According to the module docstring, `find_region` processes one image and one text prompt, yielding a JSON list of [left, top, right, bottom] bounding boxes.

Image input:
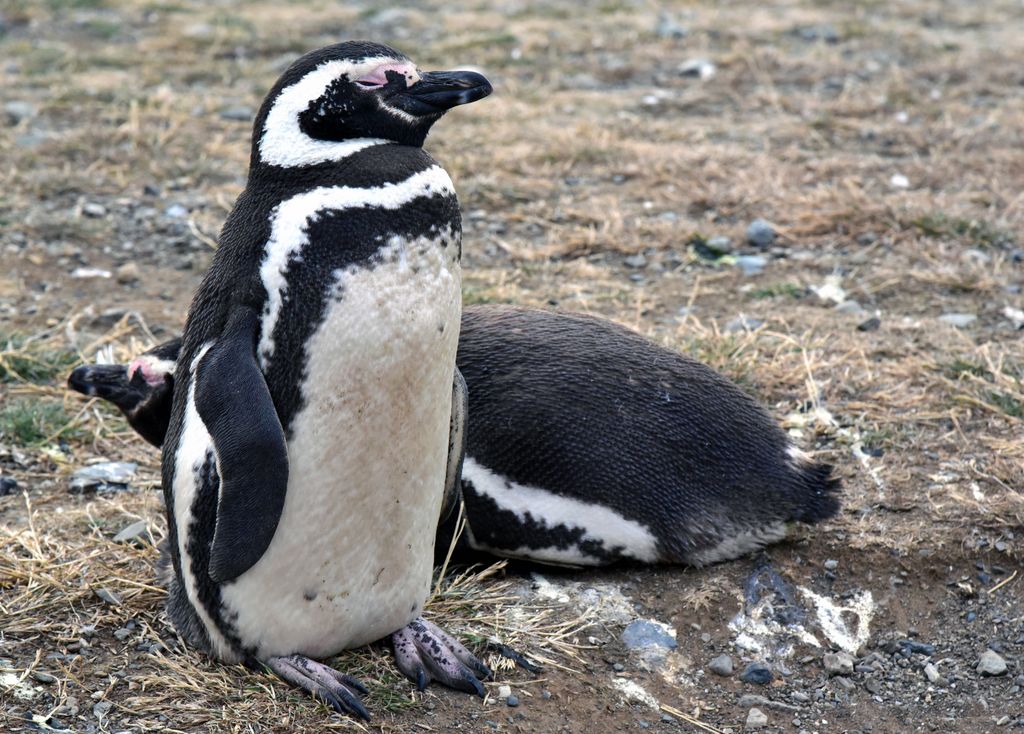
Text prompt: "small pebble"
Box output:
[[678, 58, 715, 80], [745, 707, 768, 730], [32, 671, 56, 684], [612, 662, 624, 672], [735, 255, 767, 276], [939, 313, 977, 328], [740, 663, 773, 685], [857, 316, 881, 332], [506, 694, 519, 707], [706, 235, 733, 254], [113, 520, 149, 543], [0, 476, 18, 496], [115, 262, 140, 284], [977, 649, 1007, 676], [113, 628, 133, 641], [497, 684, 512, 699], [83, 202, 107, 218], [623, 254, 647, 269], [621, 619, 677, 650], [92, 701, 112, 718], [93, 588, 122, 606], [709, 654, 734, 677], [834, 300, 865, 315], [165, 204, 189, 219], [923, 663, 942, 684], [790, 691, 810, 703], [823, 652, 854, 676], [824, 559, 839, 571], [541, 690, 551, 700], [890, 173, 910, 189], [4, 100, 36, 124], [746, 219, 776, 248], [219, 105, 254, 121], [725, 316, 764, 333]]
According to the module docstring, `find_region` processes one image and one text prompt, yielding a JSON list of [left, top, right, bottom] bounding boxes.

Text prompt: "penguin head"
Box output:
[[255, 40, 492, 167], [67, 339, 179, 448]]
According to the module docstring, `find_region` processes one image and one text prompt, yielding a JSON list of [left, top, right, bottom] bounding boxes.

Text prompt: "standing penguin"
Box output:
[[73, 307, 840, 570], [159, 41, 491, 718]]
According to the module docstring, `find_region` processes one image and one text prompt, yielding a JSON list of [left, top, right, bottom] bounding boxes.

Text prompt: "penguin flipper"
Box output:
[[195, 306, 288, 583], [438, 368, 468, 525]]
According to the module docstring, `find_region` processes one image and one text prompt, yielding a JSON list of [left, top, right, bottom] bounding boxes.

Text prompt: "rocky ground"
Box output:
[[1, 0, 1022, 732]]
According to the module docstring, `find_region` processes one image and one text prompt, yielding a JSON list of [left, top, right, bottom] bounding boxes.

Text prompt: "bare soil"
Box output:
[[1, 1, 1022, 733]]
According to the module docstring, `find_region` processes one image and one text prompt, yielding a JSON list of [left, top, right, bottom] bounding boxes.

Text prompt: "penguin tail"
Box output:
[[793, 459, 842, 523]]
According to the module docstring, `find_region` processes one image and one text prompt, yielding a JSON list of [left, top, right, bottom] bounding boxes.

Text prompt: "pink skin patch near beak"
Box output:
[[128, 357, 167, 386], [356, 62, 419, 87]]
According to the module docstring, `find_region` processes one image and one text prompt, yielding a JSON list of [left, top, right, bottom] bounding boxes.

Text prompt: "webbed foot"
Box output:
[[391, 617, 491, 696], [265, 654, 370, 720]]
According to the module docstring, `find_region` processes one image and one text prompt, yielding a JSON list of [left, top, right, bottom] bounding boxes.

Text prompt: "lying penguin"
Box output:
[[72, 305, 840, 570], [147, 41, 492, 719]]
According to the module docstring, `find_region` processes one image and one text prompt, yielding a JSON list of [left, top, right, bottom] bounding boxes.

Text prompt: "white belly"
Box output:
[[221, 235, 461, 659]]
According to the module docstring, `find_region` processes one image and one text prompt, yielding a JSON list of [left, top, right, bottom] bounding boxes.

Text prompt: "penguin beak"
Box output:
[[394, 70, 492, 116], [68, 364, 142, 410]]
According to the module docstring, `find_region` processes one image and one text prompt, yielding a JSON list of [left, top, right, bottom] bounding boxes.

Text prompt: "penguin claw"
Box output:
[[265, 654, 370, 721], [391, 617, 490, 697]]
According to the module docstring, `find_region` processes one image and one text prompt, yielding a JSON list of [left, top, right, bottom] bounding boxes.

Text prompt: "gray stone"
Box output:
[[746, 219, 776, 248], [739, 663, 772, 685], [823, 651, 854, 676], [939, 313, 977, 328], [738, 694, 769, 708], [655, 12, 688, 39], [219, 105, 254, 121], [4, 100, 36, 124], [978, 649, 1007, 676], [0, 476, 17, 496], [725, 316, 764, 333], [923, 663, 943, 684], [824, 559, 839, 571], [857, 316, 881, 332], [115, 262, 140, 284], [745, 707, 768, 730], [679, 58, 715, 80], [790, 691, 810, 703], [497, 684, 512, 699], [735, 255, 767, 276], [70, 462, 137, 494], [113, 627, 133, 641], [834, 300, 865, 315], [92, 701, 112, 718], [32, 671, 56, 684], [164, 204, 189, 219], [622, 619, 677, 650], [706, 235, 733, 254], [506, 694, 519, 707], [82, 202, 107, 218], [709, 654, 734, 676], [623, 254, 647, 269], [93, 588, 121, 606]]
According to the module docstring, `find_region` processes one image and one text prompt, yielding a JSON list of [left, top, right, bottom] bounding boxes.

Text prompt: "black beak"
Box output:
[[68, 364, 135, 406], [395, 69, 492, 116]]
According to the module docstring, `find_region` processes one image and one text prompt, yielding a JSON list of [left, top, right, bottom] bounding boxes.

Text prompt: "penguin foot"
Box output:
[[391, 617, 491, 696], [265, 654, 370, 720]]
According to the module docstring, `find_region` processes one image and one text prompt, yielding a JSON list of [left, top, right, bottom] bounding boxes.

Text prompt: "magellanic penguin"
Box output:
[[156, 41, 492, 719], [72, 306, 840, 570]]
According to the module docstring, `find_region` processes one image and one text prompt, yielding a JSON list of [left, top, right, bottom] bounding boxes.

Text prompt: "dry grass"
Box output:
[[2, 0, 1024, 730]]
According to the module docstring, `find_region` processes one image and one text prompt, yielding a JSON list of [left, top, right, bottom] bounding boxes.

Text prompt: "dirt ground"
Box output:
[[1, 0, 1022, 732]]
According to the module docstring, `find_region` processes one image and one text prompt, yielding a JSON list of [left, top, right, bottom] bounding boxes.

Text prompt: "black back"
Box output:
[[455, 306, 840, 562]]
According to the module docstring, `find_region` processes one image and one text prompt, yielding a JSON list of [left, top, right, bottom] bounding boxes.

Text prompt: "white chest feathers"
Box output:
[[219, 233, 462, 659]]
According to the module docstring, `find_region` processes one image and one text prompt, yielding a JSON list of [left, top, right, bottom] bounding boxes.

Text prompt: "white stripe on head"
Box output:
[[257, 165, 456, 367], [259, 56, 416, 167], [460, 457, 660, 565]]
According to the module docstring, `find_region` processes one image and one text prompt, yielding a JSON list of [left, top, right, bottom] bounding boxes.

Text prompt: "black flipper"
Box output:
[[194, 306, 288, 583], [438, 368, 467, 525]]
